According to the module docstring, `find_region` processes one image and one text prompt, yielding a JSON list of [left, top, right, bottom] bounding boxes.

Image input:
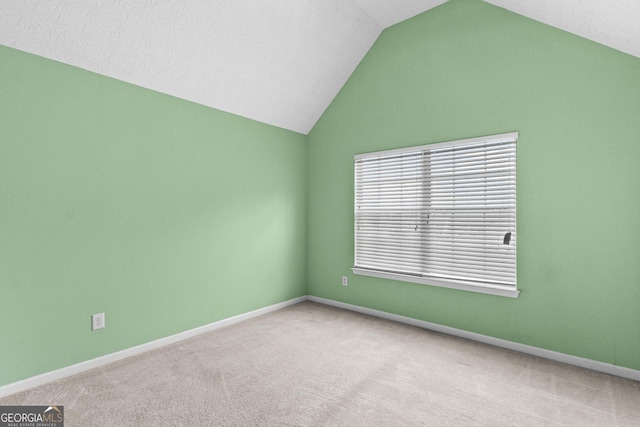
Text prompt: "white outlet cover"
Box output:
[[92, 313, 105, 331]]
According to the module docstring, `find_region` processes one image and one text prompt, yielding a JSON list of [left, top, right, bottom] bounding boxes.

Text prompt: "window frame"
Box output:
[[352, 132, 519, 298]]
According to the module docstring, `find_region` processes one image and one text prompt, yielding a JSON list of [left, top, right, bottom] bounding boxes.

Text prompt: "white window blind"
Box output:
[[353, 132, 518, 297]]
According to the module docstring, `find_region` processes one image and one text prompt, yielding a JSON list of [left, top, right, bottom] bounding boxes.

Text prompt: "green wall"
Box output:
[[307, 0, 640, 371], [0, 46, 307, 386]]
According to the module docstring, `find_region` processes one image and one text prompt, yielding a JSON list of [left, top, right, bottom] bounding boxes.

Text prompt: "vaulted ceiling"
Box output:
[[1, 0, 638, 134]]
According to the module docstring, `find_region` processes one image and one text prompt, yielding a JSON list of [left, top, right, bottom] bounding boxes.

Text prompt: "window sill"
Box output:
[[352, 268, 520, 298]]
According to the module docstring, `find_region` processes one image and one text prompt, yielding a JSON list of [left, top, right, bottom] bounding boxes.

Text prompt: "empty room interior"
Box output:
[[1, 0, 640, 424]]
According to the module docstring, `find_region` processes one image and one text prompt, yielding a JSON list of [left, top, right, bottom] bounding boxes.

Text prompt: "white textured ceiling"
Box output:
[[485, 0, 640, 60], [1, 1, 638, 134]]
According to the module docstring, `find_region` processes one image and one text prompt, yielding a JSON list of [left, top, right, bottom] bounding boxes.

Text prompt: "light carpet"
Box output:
[[2, 301, 639, 426]]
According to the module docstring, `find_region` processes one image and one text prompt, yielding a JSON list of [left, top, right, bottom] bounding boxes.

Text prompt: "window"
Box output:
[[353, 132, 518, 298]]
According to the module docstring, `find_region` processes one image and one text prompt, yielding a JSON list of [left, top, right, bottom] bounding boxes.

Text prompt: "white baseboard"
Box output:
[[0, 296, 307, 399], [3, 294, 637, 399], [308, 295, 640, 382]]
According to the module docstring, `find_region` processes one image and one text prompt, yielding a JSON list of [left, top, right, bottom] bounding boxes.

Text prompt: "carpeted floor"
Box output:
[[2, 301, 639, 426]]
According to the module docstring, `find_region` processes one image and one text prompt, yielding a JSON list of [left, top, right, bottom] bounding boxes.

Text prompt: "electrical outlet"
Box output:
[[342, 276, 348, 286], [92, 313, 105, 331]]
